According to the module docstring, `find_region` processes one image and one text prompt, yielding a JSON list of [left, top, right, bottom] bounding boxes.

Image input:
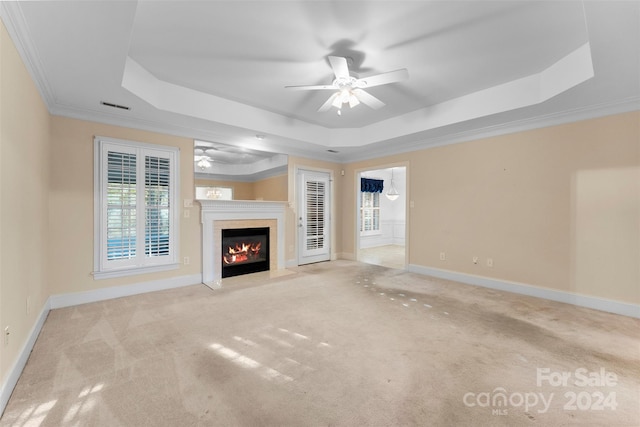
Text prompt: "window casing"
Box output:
[[94, 137, 179, 278], [360, 191, 380, 234]]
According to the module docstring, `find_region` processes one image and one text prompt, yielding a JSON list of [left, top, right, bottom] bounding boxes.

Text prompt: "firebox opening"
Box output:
[[221, 227, 270, 278]]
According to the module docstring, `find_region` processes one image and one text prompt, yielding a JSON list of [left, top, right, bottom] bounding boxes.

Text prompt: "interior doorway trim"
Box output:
[[355, 162, 409, 269]]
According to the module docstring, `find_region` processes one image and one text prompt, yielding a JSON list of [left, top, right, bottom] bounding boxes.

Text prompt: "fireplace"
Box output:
[[199, 200, 286, 288], [221, 227, 270, 278]]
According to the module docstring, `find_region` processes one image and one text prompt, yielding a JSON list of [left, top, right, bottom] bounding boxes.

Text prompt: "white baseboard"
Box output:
[[409, 265, 640, 319], [0, 273, 203, 417], [0, 299, 50, 417], [49, 274, 202, 309]]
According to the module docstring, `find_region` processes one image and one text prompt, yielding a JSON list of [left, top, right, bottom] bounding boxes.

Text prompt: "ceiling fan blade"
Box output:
[[352, 89, 385, 110], [355, 68, 409, 88], [328, 56, 350, 80], [318, 92, 339, 112], [285, 84, 335, 91]]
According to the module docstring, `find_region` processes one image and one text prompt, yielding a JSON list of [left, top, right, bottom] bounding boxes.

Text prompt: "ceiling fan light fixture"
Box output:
[[285, 56, 408, 113], [348, 93, 360, 108], [340, 89, 351, 104], [197, 158, 211, 169], [332, 94, 343, 109]]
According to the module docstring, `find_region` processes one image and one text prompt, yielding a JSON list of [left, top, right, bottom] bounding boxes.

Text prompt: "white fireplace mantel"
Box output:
[[199, 200, 287, 288]]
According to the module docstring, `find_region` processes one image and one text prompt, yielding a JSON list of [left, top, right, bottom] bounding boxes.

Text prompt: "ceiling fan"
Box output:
[[285, 56, 409, 113], [194, 145, 217, 169]]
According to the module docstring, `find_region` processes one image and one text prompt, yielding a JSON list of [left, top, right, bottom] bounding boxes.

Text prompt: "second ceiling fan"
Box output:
[[285, 56, 409, 113]]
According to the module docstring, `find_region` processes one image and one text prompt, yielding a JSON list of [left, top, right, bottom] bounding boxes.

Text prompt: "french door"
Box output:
[[297, 169, 331, 265]]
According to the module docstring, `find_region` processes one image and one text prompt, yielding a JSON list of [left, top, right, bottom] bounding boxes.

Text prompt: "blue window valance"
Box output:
[[361, 177, 384, 193]]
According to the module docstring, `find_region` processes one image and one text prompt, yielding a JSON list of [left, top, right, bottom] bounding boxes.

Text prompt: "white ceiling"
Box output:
[[2, 1, 638, 163]]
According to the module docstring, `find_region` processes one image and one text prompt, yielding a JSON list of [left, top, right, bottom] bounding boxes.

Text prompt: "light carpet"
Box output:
[[1, 260, 639, 426]]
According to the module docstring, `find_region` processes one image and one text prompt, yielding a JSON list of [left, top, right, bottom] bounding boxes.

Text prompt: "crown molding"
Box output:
[[339, 97, 640, 163], [50, 102, 341, 163], [52, 95, 640, 166], [1, 2, 56, 108]]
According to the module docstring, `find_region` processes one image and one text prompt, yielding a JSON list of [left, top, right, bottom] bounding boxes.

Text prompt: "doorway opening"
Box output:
[[357, 166, 407, 269]]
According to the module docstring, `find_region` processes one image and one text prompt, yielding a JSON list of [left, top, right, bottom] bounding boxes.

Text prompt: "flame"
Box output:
[[223, 241, 263, 265]]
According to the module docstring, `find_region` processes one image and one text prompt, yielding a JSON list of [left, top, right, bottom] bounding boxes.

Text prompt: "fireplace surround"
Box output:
[[199, 200, 287, 288]]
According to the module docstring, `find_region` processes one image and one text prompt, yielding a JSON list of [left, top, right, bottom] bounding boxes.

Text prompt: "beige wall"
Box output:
[[253, 173, 287, 201], [1, 21, 51, 384], [343, 112, 640, 305], [48, 116, 202, 295]]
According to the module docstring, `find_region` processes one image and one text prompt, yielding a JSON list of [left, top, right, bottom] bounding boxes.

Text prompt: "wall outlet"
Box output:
[[440, 252, 446, 261], [183, 199, 193, 208], [184, 210, 190, 219], [183, 257, 190, 265], [473, 256, 479, 264], [487, 258, 493, 267]]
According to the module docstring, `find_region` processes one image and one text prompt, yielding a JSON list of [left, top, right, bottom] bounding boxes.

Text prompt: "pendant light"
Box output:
[[386, 168, 400, 201]]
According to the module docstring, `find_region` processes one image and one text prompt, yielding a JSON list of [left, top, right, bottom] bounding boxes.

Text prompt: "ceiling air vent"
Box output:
[[100, 101, 130, 111], [327, 149, 339, 153]]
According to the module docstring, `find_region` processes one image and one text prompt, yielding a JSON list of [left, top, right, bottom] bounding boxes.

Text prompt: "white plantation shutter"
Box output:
[[360, 192, 380, 232], [298, 170, 331, 265], [94, 137, 179, 278], [145, 155, 171, 257], [107, 151, 137, 260], [305, 180, 326, 250]]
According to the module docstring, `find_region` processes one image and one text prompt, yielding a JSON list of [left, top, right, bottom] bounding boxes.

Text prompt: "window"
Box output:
[[360, 191, 380, 233], [94, 137, 179, 278]]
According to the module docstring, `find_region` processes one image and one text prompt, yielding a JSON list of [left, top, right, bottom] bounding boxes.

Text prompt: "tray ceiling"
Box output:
[[1, 1, 638, 162]]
